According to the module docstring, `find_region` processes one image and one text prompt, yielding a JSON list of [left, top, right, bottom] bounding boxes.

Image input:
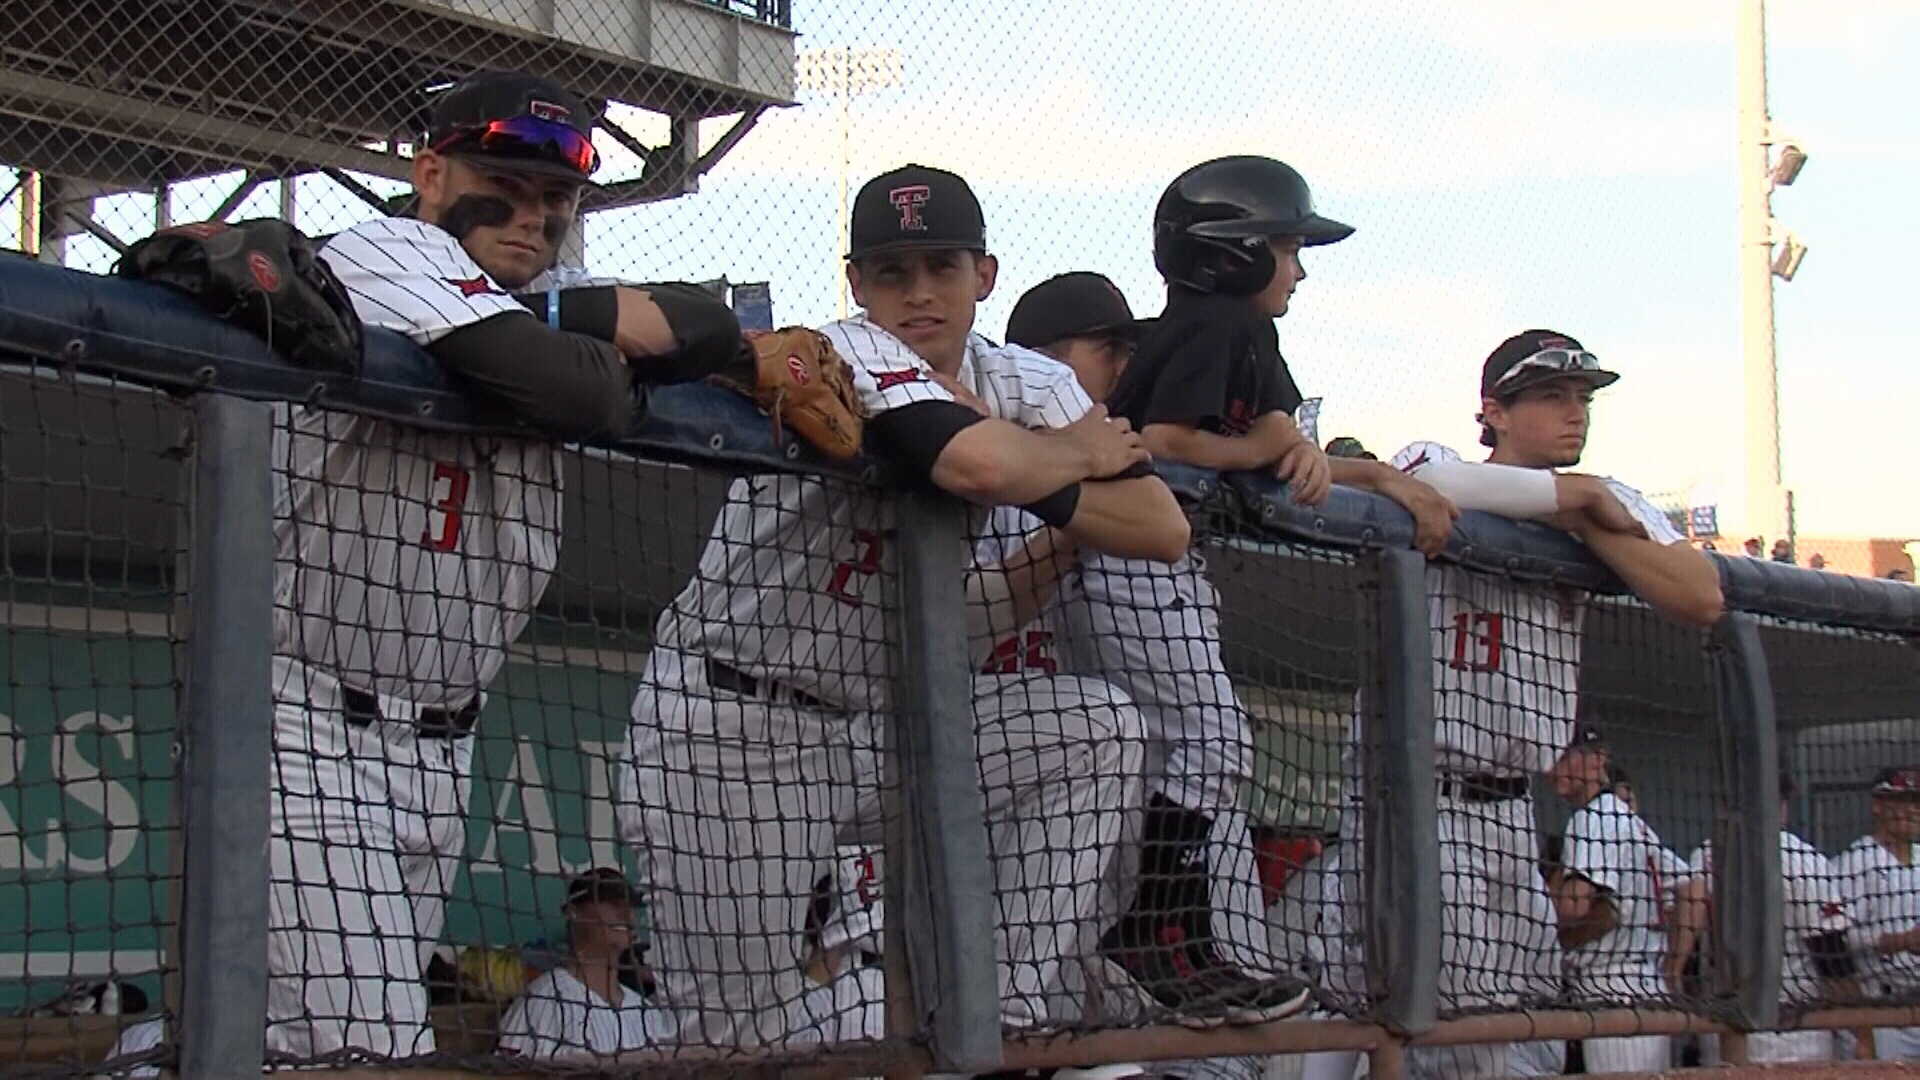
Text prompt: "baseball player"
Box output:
[[786, 845, 887, 1047], [1835, 765, 1920, 1060], [268, 69, 742, 1058], [1550, 725, 1677, 1073], [1323, 328, 1723, 1080], [496, 869, 672, 1059], [621, 163, 1191, 1048], [1674, 770, 1860, 1065]]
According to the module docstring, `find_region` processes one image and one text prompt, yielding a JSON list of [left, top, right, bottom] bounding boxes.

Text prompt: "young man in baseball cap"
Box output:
[[1004, 271, 1149, 404], [1835, 766, 1920, 1060], [497, 868, 672, 1059], [266, 67, 743, 1059], [623, 162, 1189, 1048], [1332, 332, 1723, 1078]]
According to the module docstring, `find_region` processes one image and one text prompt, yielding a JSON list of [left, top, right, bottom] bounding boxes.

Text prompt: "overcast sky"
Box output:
[[33, 0, 1920, 542]]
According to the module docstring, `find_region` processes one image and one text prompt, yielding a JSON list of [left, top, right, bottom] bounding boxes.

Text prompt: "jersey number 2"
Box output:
[[422, 462, 472, 552], [827, 530, 884, 606], [1447, 611, 1504, 672]]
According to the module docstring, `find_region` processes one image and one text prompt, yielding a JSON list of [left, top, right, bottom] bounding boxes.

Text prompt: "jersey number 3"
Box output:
[[422, 462, 472, 552], [1447, 611, 1504, 672]]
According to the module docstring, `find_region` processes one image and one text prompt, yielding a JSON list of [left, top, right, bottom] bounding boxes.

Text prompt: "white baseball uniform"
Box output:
[[495, 965, 673, 1060], [620, 322, 1142, 1046], [264, 217, 562, 1057], [787, 845, 886, 1046], [1332, 441, 1682, 1080], [97, 1016, 166, 1079], [1687, 832, 1848, 1063], [1562, 790, 1671, 1073], [1835, 835, 1920, 1060]]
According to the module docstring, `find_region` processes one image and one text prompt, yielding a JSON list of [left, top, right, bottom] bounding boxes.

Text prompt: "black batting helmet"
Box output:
[[1153, 156, 1353, 296]]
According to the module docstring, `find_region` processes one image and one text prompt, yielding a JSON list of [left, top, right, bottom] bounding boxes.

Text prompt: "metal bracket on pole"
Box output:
[[891, 490, 1002, 1072], [1709, 612, 1782, 1031], [175, 394, 275, 1079]]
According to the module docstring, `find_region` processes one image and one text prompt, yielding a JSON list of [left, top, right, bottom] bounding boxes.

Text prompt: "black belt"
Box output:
[[340, 685, 478, 740], [704, 659, 830, 711], [1440, 773, 1531, 802]]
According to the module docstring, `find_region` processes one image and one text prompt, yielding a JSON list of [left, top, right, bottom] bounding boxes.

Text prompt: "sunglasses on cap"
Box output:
[[432, 115, 599, 178], [1493, 348, 1607, 394], [1874, 769, 1920, 797]]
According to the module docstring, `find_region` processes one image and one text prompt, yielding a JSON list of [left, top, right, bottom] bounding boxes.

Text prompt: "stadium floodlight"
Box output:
[[1772, 231, 1808, 281], [1770, 142, 1808, 188]]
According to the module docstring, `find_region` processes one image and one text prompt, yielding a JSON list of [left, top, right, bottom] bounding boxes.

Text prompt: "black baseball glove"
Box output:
[[115, 218, 364, 375]]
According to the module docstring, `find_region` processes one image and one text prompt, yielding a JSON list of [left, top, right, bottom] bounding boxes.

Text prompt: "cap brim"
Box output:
[[845, 238, 987, 261], [1492, 368, 1621, 399], [444, 150, 601, 188]]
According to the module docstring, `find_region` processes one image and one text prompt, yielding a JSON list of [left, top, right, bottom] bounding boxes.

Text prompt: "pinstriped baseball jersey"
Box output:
[[1836, 835, 1920, 991], [1689, 831, 1850, 1004], [1563, 791, 1671, 977], [271, 219, 560, 707], [652, 322, 1092, 712], [1388, 441, 1684, 776]]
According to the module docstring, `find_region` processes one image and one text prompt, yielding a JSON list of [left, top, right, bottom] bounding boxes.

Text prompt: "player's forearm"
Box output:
[[1141, 411, 1301, 472], [1578, 529, 1725, 626], [1328, 457, 1395, 492], [1060, 475, 1191, 563], [932, 422, 1098, 505], [430, 313, 633, 439], [964, 529, 1076, 658]]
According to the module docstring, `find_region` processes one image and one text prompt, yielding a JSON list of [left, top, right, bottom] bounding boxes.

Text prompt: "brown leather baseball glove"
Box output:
[[710, 327, 867, 460]]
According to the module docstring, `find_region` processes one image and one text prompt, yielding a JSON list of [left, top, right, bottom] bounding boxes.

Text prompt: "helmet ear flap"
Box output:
[[1192, 235, 1275, 297]]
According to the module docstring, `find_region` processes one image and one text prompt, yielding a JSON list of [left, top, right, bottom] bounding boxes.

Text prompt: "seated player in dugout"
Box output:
[[496, 868, 674, 1060], [619, 163, 1189, 1048], [268, 69, 745, 1060]]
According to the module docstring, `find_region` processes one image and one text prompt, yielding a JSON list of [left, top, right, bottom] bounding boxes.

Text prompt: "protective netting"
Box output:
[[1, 365, 185, 1075], [4, 0, 1920, 1075], [1771, 619, 1920, 1030]]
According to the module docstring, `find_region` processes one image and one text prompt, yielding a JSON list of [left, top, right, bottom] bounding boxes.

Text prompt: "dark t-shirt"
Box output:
[[1107, 288, 1302, 436]]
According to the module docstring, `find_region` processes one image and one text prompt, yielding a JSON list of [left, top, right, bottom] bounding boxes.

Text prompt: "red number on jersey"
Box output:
[[1646, 853, 1669, 929], [981, 630, 1059, 675], [1447, 611, 1504, 672], [421, 462, 472, 551], [826, 530, 885, 606], [854, 851, 880, 908]]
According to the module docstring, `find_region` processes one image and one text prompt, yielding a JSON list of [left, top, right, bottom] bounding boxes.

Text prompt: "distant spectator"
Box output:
[[1890, 568, 1914, 583], [1772, 539, 1794, 563], [1809, 553, 1827, 570], [496, 869, 672, 1060], [1745, 537, 1764, 558], [1325, 436, 1378, 461]]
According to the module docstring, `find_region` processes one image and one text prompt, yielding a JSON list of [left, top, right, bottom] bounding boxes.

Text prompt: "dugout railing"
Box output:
[[3, 252, 1920, 1079]]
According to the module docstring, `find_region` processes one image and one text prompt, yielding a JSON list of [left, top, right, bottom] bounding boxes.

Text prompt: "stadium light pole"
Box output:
[[798, 46, 903, 320], [1737, 0, 1808, 548]]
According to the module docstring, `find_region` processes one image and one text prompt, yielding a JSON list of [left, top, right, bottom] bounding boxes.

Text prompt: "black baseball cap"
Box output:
[[1006, 272, 1147, 350], [847, 164, 986, 261], [565, 867, 639, 909], [1480, 329, 1620, 401], [425, 70, 600, 183], [1872, 766, 1920, 798], [1567, 723, 1607, 752]]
